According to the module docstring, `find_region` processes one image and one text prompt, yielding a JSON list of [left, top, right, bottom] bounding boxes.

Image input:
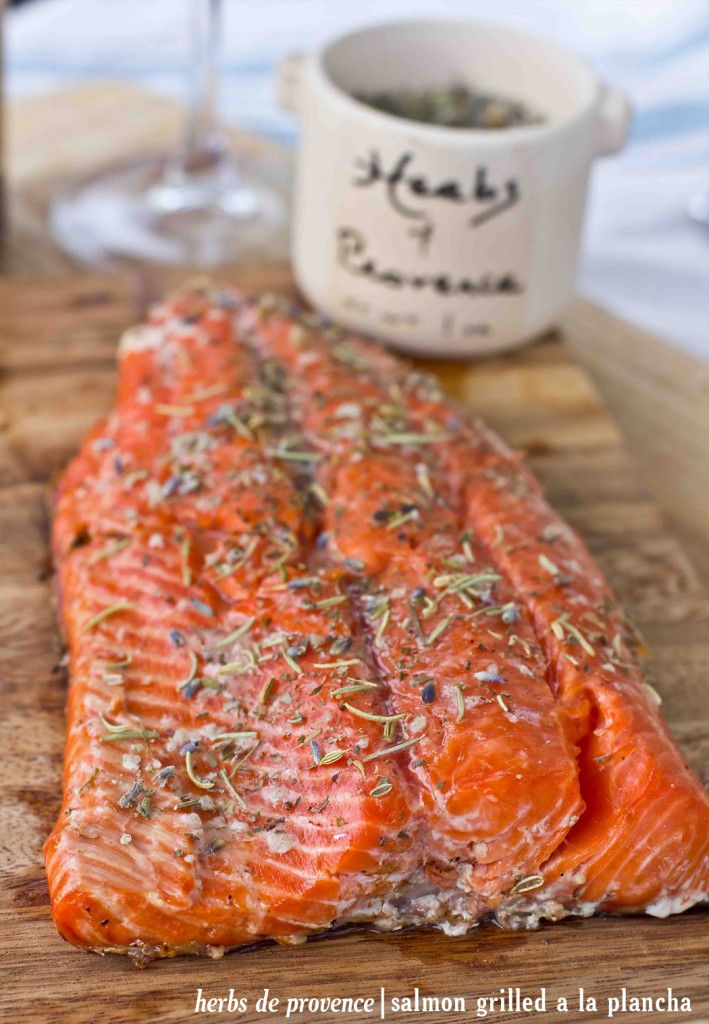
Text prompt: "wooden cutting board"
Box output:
[[1, 265, 707, 1024]]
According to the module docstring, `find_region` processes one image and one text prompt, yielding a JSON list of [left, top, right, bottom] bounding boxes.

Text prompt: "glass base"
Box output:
[[51, 153, 287, 269]]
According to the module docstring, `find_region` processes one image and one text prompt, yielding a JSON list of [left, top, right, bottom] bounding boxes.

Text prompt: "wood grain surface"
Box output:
[[0, 265, 707, 1024]]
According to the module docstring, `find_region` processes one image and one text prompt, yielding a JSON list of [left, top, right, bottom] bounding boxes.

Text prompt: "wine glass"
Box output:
[[51, 0, 285, 268]]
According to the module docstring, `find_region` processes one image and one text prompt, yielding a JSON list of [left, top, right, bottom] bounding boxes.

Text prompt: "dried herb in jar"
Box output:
[[356, 83, 543, 129]]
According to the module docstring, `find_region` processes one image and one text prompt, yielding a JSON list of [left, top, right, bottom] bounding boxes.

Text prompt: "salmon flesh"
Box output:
[[45, 286, 709, 961]]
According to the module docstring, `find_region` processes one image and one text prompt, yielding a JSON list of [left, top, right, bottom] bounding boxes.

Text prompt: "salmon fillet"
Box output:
[[45, 286, 709, 961]]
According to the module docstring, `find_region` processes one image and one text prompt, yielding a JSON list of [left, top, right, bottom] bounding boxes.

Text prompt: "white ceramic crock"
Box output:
[[278, 19, 631, 357]]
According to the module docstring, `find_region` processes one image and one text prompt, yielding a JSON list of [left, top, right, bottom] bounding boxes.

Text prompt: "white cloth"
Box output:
[[7, 0, 709, 359]]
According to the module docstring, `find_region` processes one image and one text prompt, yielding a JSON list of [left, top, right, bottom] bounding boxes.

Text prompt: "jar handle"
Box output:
[[596, 85, 632, 156], [277, 52, 306, 117]]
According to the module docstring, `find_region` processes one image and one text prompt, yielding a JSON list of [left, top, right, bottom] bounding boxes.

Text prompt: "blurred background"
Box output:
[[2, 0, 709, 580], [5, 0, 709, 359]]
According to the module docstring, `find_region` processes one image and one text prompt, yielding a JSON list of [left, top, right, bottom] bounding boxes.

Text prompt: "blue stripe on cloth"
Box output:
[[631, 101, 709, 142]]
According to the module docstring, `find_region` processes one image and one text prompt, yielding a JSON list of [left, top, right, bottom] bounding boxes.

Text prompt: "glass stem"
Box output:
[[183, 0, 224, 173]]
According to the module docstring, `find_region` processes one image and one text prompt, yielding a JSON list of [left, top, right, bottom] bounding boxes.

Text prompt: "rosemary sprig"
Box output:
[[212, 617, 256, 649], [267, 447, 320, 463], [538, 553, 561, 576], [313, 658, 361, 670], [177, 650, 199, 690], [550, 614, 595, 656], [79, 600, 133, 635], [77, 768, 99, 796], [374, 608, 390, 647], [179, 536, 192, 586], [219, 768, 247, 809], [185, 749, 214, 790], [90, 538, 131, 564], [212, 731, 259, 742], [99, 713, 134, 734], [361, 736, 420, 762], [425, 614, 451, 646], [373, 431, 449, 446], [309, 482, 330, 507], [214, 538, 258, 579], [385, 509, 418, 531], [259, 677, 276, 705], [343, 703, 404, 724], [104, 654, 132, 670], [281, 645, 303, 675], [331, 681, 380, 697], [100, 728, 159, 744], [313, 595, 348, 610]]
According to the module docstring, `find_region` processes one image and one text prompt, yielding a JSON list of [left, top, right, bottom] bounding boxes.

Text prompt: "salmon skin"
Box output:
[[46, 286, 709, 961]]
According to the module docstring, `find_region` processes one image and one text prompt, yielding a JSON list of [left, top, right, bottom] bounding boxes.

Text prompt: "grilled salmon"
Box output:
[[45, 286, 709, 960]]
